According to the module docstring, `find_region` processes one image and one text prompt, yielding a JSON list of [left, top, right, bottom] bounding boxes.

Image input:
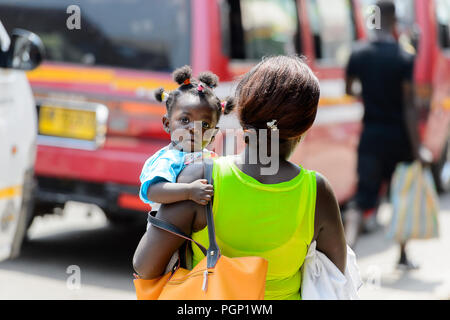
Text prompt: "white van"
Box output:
[[0, 21, 44, 261]]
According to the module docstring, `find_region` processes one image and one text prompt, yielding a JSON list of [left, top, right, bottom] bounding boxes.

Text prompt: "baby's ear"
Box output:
[[209, 127, 221, 144], [162, 115, 170, 134]]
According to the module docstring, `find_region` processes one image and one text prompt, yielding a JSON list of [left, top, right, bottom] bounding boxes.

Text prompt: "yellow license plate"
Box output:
[[39, 106, 97, 141]]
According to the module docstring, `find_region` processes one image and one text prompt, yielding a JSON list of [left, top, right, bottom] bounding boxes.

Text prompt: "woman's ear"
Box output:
[[162, 115, 170, 134]]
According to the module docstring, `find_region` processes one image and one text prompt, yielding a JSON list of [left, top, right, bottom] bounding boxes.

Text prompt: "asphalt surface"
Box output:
[[0, 202, 144, 299], [0, 196, 449, 300]]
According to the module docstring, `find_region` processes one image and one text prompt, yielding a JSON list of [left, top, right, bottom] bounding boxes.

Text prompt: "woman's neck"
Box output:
[[234, 138, 299, 176], [233, 143, 301, 183]]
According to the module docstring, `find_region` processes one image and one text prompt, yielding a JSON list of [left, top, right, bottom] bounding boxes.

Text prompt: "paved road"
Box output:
[[354, 195, 450, 300], [0, 202, 144, 299], [0, 196, 449, 300]]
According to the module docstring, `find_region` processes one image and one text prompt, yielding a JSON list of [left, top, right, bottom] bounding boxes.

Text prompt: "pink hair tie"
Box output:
[[221, 101, 227, 113]]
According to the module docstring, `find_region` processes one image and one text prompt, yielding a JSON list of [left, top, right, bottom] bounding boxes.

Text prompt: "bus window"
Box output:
[[395, 0, 418, 53], [361, 0, 416, 32], [436, 0, 450, 50], [0, 0, 191, 72], [307, 0, 355, 67], [223, 0, 301, 62]]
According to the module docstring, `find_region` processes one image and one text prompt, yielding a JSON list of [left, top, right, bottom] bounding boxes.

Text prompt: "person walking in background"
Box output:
[[344, 0, 431, 269]]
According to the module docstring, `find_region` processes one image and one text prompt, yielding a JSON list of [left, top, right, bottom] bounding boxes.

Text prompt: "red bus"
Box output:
[[0, 0, 448, 229]]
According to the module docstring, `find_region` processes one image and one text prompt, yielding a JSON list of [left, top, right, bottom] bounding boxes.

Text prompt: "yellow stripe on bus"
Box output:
[[26, 65, 178, 91], [27, 65, 366, 107], [443, 98, 450, 110], [319, 95, 357, 107], [0, 186, 22, 199], [27, 66, 114, 83]]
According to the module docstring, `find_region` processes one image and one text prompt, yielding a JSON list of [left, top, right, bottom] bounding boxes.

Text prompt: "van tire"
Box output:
[[9, 168, 35, 259]]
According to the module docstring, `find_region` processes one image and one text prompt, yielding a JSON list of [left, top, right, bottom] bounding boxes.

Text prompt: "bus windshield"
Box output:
[[0, 0, 191, 72]]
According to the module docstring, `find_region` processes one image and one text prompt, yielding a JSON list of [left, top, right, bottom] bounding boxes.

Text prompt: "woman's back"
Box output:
[[191, 156, 317, 300]]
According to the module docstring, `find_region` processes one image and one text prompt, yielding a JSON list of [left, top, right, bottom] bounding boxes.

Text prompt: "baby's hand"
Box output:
[[188, 179, 214, 205]]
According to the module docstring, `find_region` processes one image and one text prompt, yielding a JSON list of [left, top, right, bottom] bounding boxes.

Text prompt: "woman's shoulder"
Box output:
[[177, 154, 232, 184], [313, 172, 342, 238], [315, 172, 335, 199]]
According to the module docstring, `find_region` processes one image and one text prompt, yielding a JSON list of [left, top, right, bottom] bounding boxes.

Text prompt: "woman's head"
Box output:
[[155, 65, 235, 152], [236, 55, 320, 143]]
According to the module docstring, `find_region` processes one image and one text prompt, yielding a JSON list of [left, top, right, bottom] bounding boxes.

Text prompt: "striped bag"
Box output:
[[387, 161, 440, 242]]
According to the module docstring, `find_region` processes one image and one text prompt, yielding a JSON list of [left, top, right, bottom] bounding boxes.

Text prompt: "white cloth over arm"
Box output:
[[301, 241, 363, 300]]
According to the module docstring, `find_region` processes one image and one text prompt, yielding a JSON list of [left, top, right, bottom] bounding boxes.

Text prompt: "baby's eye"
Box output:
[[179, 117, 190, 124], [202, 122, 210, 129]]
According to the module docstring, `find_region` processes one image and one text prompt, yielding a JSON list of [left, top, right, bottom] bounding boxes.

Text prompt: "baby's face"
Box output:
[[165, 95, 219, 152]]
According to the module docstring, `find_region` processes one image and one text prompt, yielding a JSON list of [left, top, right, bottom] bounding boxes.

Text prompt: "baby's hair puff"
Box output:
[[198, 72, 219, 89], [154, 87, 166, 103], [154, 65, 235, 120], [173, 65, 193, 86], [221, 96, 236, 115]]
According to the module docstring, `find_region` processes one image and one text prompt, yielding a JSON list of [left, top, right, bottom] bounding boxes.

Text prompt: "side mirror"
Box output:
[[4, 28, 45, 71]]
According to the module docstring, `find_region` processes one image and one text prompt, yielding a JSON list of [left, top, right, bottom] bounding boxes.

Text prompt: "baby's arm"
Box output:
[[147, 179, 213, 205]]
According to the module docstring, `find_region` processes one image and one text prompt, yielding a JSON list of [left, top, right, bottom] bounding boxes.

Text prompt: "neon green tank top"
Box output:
[[191, 156, 317, 300]]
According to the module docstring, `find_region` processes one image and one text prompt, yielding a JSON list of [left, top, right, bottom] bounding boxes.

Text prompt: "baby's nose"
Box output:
[[188, 121, 202, 132]]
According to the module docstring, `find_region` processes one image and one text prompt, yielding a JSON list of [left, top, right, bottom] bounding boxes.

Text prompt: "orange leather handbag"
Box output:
[[134, 159, 268, 300]]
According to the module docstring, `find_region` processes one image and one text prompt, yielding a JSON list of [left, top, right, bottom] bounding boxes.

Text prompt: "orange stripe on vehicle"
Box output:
[[27, 66, 114, 84], [113, 78, 178, 91], [120, 102, 167, 116], [0, 186, 22, 199], [443, 98, 450, 110], [118, 193, 150, 212], [27, 65, 178, 91], [319, 95, 357, 107], [28, 65, 363, 108]]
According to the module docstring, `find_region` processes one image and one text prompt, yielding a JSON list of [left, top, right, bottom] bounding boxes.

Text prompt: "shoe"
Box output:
[[344, 209, 364, 249], [396, 259, 420, 271], [362, 210, 382, 234]]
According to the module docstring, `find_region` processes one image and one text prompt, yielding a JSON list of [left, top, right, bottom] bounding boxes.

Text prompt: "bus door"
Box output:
[[423, 0, 450, 190], [214, 0, 303, 155], [289, 0, 365, 203]]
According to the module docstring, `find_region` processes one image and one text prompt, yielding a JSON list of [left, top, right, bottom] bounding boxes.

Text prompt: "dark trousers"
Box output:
[[352, 125, 414, 211]]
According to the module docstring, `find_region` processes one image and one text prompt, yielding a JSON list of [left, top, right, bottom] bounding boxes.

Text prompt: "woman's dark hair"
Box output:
[[155, 65, 235, 120], [236, 55, 320, 140]]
